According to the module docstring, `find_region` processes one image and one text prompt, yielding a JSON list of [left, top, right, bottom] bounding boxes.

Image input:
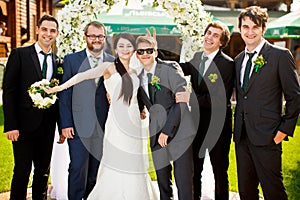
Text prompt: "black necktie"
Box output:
[[242, 52, 256, 91], [40, 51, 50, 79], [198, 56, 208, 85], [147, 73, 153, 102]]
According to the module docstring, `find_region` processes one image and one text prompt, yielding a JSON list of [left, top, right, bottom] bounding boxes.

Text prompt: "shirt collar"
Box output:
[[35, 42, 52, 55], [144, 61, 157, 77], [245, 39, 266, 55], [86, 49, 103, 60], [203, 49, 219, 61]]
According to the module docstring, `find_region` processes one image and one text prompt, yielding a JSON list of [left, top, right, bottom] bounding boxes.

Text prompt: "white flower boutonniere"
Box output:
[[253, 55, 266, 73], [150, 75, 161, 91], [208, 73, 218, 83], [28, 79, 59, 109]]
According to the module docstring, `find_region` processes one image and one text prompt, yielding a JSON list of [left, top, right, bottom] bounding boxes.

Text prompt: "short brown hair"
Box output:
[[135, 36, 157, 50], [238, 6, 268, 29], [38, 15, 59, 29], [204, 21, 231, 49], [84, 21, 106, 36]]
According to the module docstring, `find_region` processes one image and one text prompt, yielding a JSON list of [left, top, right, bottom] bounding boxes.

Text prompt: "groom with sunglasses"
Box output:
[[137, 36, 197, 200]]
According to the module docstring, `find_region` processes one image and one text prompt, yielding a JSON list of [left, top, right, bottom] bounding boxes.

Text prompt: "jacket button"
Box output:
[[244, 96, 248, 99]]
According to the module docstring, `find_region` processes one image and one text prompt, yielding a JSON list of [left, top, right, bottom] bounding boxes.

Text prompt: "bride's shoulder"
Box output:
[[128, 68, 137, 75]]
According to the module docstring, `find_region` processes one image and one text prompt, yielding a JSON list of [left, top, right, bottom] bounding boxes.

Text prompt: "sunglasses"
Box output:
[[136, 48, 155, 55]]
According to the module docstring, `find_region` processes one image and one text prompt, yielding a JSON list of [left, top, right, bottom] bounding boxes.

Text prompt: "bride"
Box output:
[[47, 33, 157, 200]]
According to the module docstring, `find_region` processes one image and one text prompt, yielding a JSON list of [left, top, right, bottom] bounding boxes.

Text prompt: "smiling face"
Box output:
[[136, 42, 158, 71], [239, 16, 266, 52], [115, 38, 135, 61], [203, 26, 223, 54], [84, 25, 106, 55], [36, 20, 59, 50]]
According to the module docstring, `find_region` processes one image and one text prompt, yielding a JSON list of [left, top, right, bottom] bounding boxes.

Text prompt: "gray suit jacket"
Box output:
[[137, 58, 195, 148], [234, 41, 300, 145], [59, 49, 114, 137]]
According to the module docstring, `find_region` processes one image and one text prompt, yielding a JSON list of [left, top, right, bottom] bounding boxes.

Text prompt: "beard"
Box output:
[[87, 42, 104, 53]]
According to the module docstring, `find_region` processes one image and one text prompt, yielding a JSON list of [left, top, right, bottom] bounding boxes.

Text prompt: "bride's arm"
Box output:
[[46, 62, 112, 93]]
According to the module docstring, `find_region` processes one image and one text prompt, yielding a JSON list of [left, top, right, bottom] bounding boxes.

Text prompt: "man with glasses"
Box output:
[[59, 21, 114, 200], [136, 36, 197, 200]]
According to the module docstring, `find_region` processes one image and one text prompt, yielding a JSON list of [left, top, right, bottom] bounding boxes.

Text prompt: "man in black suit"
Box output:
[[137, 36, 196, 200], [3, 15, 60, 200], [234, 6, 300, 200], [178, 21, 235, 200]]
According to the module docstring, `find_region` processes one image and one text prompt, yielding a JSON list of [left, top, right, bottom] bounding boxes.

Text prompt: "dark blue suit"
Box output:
[[59, 50, 114, 200]]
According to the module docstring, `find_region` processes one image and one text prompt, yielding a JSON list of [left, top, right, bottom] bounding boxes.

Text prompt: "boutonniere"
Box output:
[[150, 75, 161, 91], [57, 66, 64, 75], [253, 55, 266, 73], [55, 58, 64, 75], [208, 73, 218, 83]]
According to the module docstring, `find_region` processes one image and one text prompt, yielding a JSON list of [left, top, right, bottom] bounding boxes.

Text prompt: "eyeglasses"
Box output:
[[85, 34, 106, 40], [136, 48, 155, 55]]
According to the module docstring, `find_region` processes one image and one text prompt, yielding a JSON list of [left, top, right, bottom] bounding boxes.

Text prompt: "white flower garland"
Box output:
[[157, 0, 211, 61], [57, 0, 211, 61], [56, 0, 120, 57]]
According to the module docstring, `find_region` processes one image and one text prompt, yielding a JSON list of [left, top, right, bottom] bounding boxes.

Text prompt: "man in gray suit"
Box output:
[[137, 36, 197, 200], [59, 21, 114, 200], [234, 6, 300, 200]]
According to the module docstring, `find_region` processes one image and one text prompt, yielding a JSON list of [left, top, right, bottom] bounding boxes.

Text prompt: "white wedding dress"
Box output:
[[87, 72, 157, 200]]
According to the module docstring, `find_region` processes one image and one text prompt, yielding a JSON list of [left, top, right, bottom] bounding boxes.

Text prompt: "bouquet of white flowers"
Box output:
[[28, 79, 59, 109]]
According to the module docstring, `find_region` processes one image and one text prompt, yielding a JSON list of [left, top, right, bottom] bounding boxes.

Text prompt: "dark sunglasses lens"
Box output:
[[137, 48, 154, 55], [137, 49, 145, 55], [146, 48, 154, 54]]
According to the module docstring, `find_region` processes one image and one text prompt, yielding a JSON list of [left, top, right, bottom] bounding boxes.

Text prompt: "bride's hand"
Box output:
[[44, 85, 63, 94]]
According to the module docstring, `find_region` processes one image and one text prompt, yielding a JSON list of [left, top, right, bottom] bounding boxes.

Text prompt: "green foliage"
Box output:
[[0, 106, 13, 193]]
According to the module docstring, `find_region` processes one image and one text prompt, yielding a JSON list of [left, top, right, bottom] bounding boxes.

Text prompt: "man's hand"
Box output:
[[57, 134, 66, 144], [274, 130, 287, 144], [140, 109, 147, 120], [6, 130, 20, 141], [146, 28, 156, 40], [158, 133, 169, 148], [106, 93, 111, 104], [62, 127, 75, 139], [176, 86, 190, 103]]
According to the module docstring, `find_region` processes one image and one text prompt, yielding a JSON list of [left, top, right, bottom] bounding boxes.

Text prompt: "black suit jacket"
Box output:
[[3, 44, 60, 133], [180, 50, 235, 156], [234, 41, 300, 145]]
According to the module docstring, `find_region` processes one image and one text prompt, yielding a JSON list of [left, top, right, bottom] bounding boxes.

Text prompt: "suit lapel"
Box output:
[[236, 52, 245, 92], [138, 69, 153, 107], [31, 47, 43, 80], [246, 42, 270, 92]]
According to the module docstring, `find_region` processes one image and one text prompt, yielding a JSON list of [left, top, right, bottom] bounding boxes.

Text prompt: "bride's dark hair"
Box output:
[[113, 33, 136, 105]]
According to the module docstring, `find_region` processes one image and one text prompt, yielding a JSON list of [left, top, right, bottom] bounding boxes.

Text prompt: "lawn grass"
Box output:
[[0, 105, 14, 193], [1, 105, 300, 199]]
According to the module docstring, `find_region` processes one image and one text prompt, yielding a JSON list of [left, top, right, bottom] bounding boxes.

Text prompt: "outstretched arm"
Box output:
[[46, 62, 112, 93]]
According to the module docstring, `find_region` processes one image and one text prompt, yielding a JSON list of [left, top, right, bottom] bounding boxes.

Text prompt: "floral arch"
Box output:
[[56, 0, 212, 61]]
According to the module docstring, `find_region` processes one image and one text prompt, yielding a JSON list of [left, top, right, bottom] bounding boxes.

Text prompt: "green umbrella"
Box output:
[[99, 6, 234, 35], [264, 10, 300, 38]]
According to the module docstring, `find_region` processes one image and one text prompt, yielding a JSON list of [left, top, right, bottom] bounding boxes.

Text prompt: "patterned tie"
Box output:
[[242, 52, 256, 91], [147, 73, 153, 102], [40, 51, 50, 79], [91, 56, 101, 85], [198, 56, 208, 85]]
